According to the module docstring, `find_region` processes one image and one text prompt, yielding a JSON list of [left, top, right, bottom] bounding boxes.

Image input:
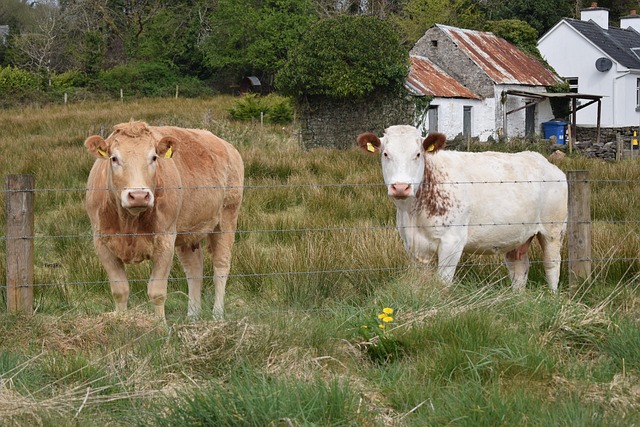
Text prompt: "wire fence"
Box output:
[[2, 176, 640, 309]]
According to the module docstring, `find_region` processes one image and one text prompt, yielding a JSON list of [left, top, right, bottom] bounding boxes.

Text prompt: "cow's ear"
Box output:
[[357, 132, 381, 154], [423, 132, 446, 154], [85, 135, 109, 159], [157, 136, 178, 159]]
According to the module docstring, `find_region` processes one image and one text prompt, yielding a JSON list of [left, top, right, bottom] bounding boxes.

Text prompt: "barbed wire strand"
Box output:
[[1, 219, 638, 243], [1, 256, 638, 290], [2, 179, 638, 294], [3, 177, 640, 195]]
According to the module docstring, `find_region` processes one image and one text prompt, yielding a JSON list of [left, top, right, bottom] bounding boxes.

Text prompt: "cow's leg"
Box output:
[[95, 240, 129, 312], [504, 237, 534, 291], [505, 251, 530, 291], [148, 239, 176, 319], [207, 212, 240, 320], [537, 232, 563, 292], [436, 241, 464, 283], [176, 243, 204, 318]]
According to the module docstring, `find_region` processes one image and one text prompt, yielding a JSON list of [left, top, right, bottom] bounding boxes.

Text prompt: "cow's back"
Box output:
[[152, 127, 244, 245], [426, 150, 567, 253]]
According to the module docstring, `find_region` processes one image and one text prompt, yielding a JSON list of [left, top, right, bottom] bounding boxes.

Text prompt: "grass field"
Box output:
[[0, 97, 639, 426]]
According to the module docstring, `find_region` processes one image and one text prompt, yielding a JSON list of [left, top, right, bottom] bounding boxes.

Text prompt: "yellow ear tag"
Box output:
[[366, 142, 376, 153], [97, 148, 108, 157], [426, 144, 435, 152], [164, 146, 173, 158]]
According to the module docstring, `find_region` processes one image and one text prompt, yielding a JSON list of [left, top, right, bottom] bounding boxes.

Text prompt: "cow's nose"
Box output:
[[390, 183, 411, 199], [124, 189, 153, 209]]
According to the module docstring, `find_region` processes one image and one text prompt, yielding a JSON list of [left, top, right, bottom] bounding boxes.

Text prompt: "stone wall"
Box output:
[[574, 126, 639, 160], [297, 93, 415, 150], [411, 27, 494, 98]]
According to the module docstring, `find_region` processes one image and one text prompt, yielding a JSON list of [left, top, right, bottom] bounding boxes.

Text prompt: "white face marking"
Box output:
[[379, 126, 425, 200]]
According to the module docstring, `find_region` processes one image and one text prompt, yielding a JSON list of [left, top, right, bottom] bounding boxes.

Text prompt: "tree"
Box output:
[[478, 0, 573, 35], [136, 1, 212, 78], [390, 0, 483, 46], [484, 19, 541, 59], [0, 0, 35, 33], [275, 15, 408, 100], [202, 0, 317, 87], [11, 1, 63, 78]]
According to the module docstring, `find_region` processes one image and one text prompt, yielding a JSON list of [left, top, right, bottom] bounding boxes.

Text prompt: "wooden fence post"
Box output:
[[5, 174, 34, 314], [567, 170, 591, 288]]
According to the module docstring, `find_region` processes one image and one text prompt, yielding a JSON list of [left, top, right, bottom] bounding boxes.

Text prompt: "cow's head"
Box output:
[[357, 125, 445, 200], [85, 122, 176, 215]]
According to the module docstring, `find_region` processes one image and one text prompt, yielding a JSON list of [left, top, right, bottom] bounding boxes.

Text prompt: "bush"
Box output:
[[484, 19, 540, 59], [275, 15, 408, 100], [97, 61, 211, 98], [0, 65, 39, 92], [0, 66, 43, 107], [228, 94, 294, 124], [51, 70, 89, 89]]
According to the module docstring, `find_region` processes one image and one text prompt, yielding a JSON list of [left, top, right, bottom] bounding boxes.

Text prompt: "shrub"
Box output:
[[228, 94, 294, 124], [97, 61, 211, 98], [51, 70, 89, 89], [0, 65, 39, 92], [275, 15, 408, 100]]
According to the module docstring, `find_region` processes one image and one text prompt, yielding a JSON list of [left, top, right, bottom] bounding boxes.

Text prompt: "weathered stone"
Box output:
[[297, 92, 415, 150]]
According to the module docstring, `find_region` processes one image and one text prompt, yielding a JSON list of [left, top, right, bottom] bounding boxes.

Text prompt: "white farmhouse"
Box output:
[[538, 3, 640, 127], [410, 24, 561, 141]]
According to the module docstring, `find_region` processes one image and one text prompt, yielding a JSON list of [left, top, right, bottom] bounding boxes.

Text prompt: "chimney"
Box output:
[[581, 2, 610, 29], [621, 10, 640, 32]]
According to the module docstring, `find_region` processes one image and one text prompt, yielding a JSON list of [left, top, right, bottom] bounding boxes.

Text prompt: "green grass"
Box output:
[[0, 97, 639, 425]]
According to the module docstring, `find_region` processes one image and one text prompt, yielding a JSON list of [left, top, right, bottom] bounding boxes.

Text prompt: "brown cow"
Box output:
[[85, 121, 244, 319]]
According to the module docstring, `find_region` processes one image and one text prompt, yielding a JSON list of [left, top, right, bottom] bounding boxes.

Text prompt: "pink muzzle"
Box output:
[[121, 189, 154, 212], [390, 183, 411, 199]]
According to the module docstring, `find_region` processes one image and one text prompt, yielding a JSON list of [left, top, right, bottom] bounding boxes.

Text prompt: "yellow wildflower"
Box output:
[[378, 324, 385, 329], [378, 313, 386, 319], [382, 316, 393, 323], [383, 307, 394, 315]]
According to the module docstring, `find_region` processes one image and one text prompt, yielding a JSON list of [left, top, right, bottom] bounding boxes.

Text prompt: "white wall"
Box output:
[[613, 72, 640, 126], [418, 89, 555, 141], [538, 21, 640, 127], [494, 85, 556, 138], [417, 97, 493, 140]]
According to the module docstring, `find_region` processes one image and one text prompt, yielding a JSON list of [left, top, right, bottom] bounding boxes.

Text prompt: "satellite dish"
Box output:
[[595, 57, 612, 72]]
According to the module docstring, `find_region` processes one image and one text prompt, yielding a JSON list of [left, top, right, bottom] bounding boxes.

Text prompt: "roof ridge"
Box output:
[[564, 18, 640, 69]]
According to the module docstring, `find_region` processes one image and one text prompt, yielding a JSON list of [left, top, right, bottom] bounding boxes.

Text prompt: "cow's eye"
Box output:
[[383, 152, 388, 158], [152, 155, 158, 162], [416, 152, 421, 158], [110, 156, 118, 164]]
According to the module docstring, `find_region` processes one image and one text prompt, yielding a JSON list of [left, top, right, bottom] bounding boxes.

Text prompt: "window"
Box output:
[[525, 104, 535, 137], [463, 106, 472, 140], [431, 40, 438, 47], [428, 106, 438, 133], [566, 77, 579, 93], [636, 78, 640, 108]]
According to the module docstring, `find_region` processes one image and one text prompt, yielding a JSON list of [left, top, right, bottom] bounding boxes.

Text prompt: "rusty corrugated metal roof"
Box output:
[[438, 24, 561, 86], [406, 55, 481, 99]]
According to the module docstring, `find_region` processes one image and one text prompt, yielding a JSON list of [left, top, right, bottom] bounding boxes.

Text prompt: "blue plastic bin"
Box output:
[[543, 121, 567, 144]]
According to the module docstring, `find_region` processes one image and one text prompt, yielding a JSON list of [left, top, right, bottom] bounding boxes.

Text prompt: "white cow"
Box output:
[[357, 125, 567, 291]]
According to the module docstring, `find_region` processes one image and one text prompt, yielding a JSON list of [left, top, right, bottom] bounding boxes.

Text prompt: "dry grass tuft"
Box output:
[[539, 301, 613, 356], [173, 317, 267, 372], [552, 372, 640, 415], [0, 381, 73, 420], [395, 282, 516, 330]]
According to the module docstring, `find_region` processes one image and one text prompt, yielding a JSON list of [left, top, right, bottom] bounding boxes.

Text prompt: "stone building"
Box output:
[[410, 24, 561, 141], [297, 23, 562, 149]]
